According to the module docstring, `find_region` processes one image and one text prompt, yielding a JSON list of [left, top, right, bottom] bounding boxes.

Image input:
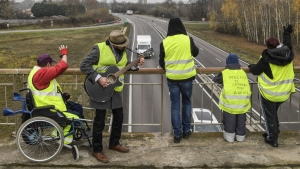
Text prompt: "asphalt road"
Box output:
[[117, 14, 300, 132]]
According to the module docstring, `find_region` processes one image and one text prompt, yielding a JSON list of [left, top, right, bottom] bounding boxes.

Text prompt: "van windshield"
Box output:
[[194, 124, 221, 132], [138, 45, 150, 49]]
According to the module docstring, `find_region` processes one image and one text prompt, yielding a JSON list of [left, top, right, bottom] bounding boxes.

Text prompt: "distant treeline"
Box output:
[[1, 0, 300, 47]]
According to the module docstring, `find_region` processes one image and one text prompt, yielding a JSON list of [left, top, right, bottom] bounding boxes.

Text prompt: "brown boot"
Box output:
[[109, 144, 129, 153], [92, 152, 109, 163]]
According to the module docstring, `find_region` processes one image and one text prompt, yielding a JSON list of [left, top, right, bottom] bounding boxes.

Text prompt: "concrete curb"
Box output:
[[0, 131, 300, 168]]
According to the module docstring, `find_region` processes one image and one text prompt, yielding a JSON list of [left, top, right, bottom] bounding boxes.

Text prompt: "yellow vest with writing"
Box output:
[[93, 42, 127, 92], [219, 69, 251, 114], [163, 35, 196, 80], [258, 57, 295, 102], [28, 66, 67, 111]]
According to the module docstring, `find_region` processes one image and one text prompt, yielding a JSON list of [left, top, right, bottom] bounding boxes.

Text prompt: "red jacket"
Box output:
[[33, 60, 68, 90]]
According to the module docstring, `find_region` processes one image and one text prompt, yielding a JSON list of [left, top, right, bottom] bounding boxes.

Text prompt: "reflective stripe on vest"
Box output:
[[163, 35, 196, 80], [258, 58, 295, 102], [28, 66, 67, 111], [218, 69, 251, 114], [93, 42, 127, 92]]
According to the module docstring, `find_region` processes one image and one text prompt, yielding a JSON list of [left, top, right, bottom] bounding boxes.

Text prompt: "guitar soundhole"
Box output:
[[107, 75, 116, 84]]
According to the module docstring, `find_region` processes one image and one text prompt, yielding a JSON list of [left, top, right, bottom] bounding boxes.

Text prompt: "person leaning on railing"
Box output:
[[213, 53, 251, 143], [159, 18, 199, 144], [248, 24, 295, 148]]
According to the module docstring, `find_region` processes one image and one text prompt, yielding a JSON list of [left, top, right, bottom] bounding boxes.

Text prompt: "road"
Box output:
[[117, 14, 300, 133]]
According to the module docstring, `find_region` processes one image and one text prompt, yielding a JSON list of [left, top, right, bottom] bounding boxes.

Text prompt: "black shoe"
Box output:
[[174, 137, 181, 143], [262, 133, 267, 138], [264, 138, 278, 147], [183, 130, 192, 139]]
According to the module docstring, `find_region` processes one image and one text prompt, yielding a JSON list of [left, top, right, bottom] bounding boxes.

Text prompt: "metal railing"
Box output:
[[0, 67, 300, 135]]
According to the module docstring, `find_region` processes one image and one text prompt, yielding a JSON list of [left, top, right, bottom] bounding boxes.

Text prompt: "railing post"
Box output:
[[210, 83, 214, 122], [161, 75, 164, 136], [13, 74, 18, 134]]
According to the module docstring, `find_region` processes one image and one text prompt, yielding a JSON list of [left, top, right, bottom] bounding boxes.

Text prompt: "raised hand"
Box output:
[[59, 45, 68, 58], [283, 24, 293, 34]]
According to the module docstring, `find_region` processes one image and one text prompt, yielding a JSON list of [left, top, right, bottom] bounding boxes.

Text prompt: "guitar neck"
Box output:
[[114, 59, 139, 77]]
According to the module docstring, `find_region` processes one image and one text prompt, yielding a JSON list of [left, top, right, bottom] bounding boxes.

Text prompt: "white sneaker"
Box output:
[[223, 131, 235, 143]]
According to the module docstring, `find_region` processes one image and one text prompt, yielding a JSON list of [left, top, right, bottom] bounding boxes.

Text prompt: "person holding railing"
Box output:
[[27, 45, 79, 145], [213, 54, 251, 143], [248, 25, 295, 147], [159, 18, 199, 144]]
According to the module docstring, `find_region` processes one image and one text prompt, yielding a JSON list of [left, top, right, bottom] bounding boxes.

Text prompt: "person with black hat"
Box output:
[[80, 30, 145, 163], [27, 45, 79, 145], [213, 53, 251, 143], [159, 18, 199, 144]]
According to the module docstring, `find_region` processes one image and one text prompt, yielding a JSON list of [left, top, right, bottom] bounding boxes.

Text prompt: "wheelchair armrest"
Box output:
[[32, 105, 55, 111], [19, 88, 30, 92], [31, 106, 67, 125]]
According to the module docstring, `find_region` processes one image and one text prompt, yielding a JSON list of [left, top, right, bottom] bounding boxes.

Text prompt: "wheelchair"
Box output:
[[2, 88, 93, 162]]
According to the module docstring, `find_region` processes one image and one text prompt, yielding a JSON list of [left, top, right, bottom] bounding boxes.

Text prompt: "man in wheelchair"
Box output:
[[27, 45, 79, 145]]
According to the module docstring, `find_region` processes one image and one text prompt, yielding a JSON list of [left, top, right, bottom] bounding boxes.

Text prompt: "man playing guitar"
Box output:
[[80, 30, 144, 163]]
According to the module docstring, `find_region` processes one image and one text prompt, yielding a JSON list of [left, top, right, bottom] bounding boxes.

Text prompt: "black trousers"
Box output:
[[92, 107, 124, 153], [222, 111, 246, 135], [260, 95, 283, 141]]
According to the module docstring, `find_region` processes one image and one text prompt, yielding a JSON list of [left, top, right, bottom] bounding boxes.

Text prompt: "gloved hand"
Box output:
[[59, 45, 68, 58], [283, 24, 293, 34]]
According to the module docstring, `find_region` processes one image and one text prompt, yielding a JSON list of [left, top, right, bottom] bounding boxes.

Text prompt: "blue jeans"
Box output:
[[167, 80, 193, 138]]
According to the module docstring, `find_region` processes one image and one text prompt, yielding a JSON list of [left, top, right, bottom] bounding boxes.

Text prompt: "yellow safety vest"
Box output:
[[163, 34, 196, 80], [93, 42, 127, 92], [219, 69, 251, 114], [258, 58, 295, 102], [28, 66, 67, 112]]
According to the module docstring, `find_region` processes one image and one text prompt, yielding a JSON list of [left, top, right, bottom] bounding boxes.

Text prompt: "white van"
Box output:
[[136, 35, 154, 58], [192, 108, 222, 132], [126, 10, 133, 15]]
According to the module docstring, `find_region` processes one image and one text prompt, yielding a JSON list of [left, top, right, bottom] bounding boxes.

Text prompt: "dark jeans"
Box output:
[[260, 94, 283, 141], [66, 101, 84, 118], [167, 80, 193, 138], [67, 109, 83, 119], [92, 107, 123, 153]]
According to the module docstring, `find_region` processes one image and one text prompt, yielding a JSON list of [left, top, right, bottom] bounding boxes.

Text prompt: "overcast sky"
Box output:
[[115, 0, 189, 2], [16, 0, 186, 3], [115, 0, 165, 2]]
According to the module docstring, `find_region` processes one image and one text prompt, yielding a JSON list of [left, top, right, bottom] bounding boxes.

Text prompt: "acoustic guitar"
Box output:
[[84, 54, 144, 103]]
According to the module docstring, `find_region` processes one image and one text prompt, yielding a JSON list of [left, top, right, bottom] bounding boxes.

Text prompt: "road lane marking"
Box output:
[[215, 58, 221, 62]]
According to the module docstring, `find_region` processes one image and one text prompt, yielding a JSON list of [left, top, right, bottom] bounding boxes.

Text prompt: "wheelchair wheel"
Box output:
[[74, 129, 83, 140], [17, 116, 64, 162], [72, 144, 79, 161]]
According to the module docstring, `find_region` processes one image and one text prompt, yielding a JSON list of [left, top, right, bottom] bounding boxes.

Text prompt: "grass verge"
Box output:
[[0, 25, 125, 68], [184, 23, 300, 66]]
